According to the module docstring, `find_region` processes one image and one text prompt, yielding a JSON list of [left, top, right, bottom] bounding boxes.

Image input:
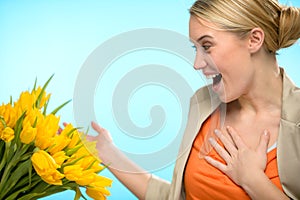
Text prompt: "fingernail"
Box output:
[[263, 130, 268, 136], [214, 129, 221, 136], [204, 156, 210, 161], [208, 137, 216, 145]]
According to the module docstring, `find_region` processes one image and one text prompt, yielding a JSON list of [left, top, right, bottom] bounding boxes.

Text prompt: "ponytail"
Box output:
[[278, 6, 300, 50]]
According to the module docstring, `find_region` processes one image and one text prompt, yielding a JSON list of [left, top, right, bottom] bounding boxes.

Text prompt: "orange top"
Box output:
[[184, 110, 283, 200]]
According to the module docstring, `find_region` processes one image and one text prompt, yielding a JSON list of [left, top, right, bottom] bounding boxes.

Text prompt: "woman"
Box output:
[[89, 0, 300, 199]]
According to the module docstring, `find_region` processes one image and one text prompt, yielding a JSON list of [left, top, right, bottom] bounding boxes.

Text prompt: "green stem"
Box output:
[[0, 141, 10, 175], [0, 144, 32, 194], [5, 178, 41, 200], [3, 159, 32, 197], [18, 180, 77, 200], [0, 116, 7, 128]]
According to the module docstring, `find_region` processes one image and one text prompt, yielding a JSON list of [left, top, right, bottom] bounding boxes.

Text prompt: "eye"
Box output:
[[191, 45, 197, 52], [202, 45, 211, 51]]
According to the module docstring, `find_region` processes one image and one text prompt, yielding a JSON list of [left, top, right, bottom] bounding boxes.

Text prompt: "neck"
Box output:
[[231, 56, 283, 116]]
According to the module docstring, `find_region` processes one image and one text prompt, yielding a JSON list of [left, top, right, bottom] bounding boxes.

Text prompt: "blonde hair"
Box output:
[[189, 0, 300, 53]]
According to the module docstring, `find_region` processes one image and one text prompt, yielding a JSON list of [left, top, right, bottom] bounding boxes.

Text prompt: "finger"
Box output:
[[204, 156, 227, 172], [256, 130, 270, 154], [91, 121, 113, 142], [86, 134, 96, 141], [214, 129, 237, 156], [58, 127, 63, 134], [209, 137, 231, 163], [63, 122, 68, 127], [91, 121, 102, 134], [226, 126, 246, 149]]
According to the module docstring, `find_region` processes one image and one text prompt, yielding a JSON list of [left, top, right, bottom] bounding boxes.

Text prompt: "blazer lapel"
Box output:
[[277, 69, 300, 199], [172, 85, 221, 199]]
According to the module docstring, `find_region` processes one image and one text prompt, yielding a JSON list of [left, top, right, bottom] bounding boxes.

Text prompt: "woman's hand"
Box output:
[[90, 121, 113, 143], [86, 121, 115, 165], [87, 121, 151, 199], [87, 121, 146, 173], [204, 126, 270, 187]]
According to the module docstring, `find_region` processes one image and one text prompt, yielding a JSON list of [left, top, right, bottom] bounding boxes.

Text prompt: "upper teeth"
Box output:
[[206, 74, 220, 79]]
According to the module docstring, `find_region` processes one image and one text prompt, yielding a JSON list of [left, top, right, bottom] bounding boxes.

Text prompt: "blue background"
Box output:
[[0, 1, 299, 199]]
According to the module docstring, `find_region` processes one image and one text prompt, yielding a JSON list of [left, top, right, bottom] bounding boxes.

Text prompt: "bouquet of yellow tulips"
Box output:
[[0, 76, 112, 200]]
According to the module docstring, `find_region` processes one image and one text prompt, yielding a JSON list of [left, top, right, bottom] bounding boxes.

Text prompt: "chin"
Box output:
[[217, 92, 235, 104]]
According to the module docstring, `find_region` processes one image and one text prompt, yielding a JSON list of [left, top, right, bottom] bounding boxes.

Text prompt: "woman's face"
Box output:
[[189, 15, 254, 103]]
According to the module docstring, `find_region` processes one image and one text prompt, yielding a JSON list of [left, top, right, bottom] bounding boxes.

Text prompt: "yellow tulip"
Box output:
[[35, 136, 55, 151], [64, 124, 81, 148], [23, 108, 44, 127], [76, 155, 94, 169], [39, 169, 65, 185], [20, 122, 37, 144], [0, 127, 15, 142], [65, 146, 87, 165], [82, 138, 100, 161], [35, 114, 60, 150], [86, 187, 106, 200], [52, 151, 69, 166], [31, 86, 51, 108], [31, 150, 59, 170], [0, 103, 17, 130], [31, 150, 64, 185], [48, 134, 71, 155], [63, 165, 82, 180], [14, 91, 35, 113], [68, 131, 81, 148], [64, 165, 95, 186], [89, 160, 105, 173], [85, 175, 112, 200], [89, 175, 112, 190]]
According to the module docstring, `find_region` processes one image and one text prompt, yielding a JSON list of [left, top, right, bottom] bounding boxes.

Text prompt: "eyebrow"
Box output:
[[197, 35, 213, 42]]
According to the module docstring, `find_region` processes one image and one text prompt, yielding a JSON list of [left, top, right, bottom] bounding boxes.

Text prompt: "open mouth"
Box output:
[[206, 73, 222, 86], [212, 73, 222, 86]]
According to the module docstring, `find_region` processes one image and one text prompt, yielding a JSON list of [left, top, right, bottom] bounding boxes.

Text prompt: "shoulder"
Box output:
[[282, 69, 300, 122], [190, 85, 213, 105]]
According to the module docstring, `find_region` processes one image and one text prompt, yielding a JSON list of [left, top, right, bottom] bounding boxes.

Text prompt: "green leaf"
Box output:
[[13, 111, 27, 147], [51, 99, 71, 115], [66, 127, 79, 137], [32, 77, 37, 92], [32, 117, 38, 128], [0, 116, 6, 128], [12, 173, 40, 192], [18, 181, 79, 200], [62, 154, 85, 167], [28, 157, 33, 186], [65, 144, 83, 157], [74, 186, 82, 200], [35, 74, 54, 108], [0, 141, 5, 165], [2, 159, 32, 198], [5, 178, 41, 200], [0, 144, 32, 195], [17, 191, 47, 200], [42, 98, 50, 116], [0, 141, 10, 176]]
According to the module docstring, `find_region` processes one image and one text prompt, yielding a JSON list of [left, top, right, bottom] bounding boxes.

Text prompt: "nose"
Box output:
[[193, 51, 207, 70]]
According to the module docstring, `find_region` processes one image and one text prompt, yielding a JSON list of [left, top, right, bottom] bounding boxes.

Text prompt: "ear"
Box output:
[[248, 28, 265, 53]]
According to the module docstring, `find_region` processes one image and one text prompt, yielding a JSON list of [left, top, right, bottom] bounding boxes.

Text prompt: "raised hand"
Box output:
[[87, 121, 151, 199], [86, 121, 116, 166], [204, 126, 270, 187]]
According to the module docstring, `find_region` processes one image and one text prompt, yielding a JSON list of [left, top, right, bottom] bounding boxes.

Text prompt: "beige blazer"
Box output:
[[145, 69, 300, 200]]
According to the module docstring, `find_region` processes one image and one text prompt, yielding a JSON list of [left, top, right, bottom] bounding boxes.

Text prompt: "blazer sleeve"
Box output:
[[145, 174, 171, 200]]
